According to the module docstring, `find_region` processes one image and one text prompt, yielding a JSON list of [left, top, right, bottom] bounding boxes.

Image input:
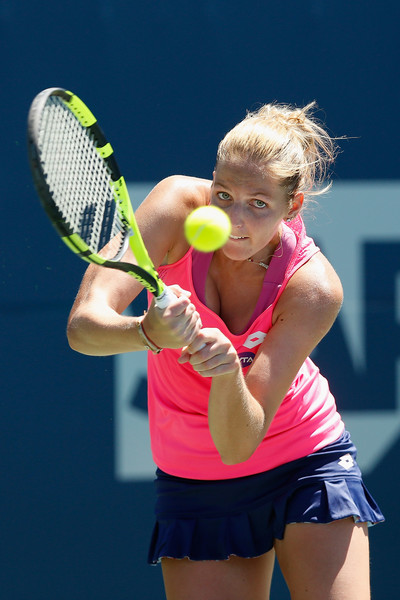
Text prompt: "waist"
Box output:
[[147, 335, 343, 478]]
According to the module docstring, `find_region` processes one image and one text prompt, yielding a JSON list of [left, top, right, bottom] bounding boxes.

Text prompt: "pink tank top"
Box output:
[[146, 216, 344, 479]]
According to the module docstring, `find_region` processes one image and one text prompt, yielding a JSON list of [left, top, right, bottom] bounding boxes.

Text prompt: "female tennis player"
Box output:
[[67, 102, 384, 599]]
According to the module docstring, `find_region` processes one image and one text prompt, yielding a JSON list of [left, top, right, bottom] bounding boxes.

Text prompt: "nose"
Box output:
[[228, 204, 245, 229]]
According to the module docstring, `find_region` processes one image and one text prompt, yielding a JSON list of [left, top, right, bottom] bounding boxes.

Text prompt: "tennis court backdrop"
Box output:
[[1, 2, 399, 598]]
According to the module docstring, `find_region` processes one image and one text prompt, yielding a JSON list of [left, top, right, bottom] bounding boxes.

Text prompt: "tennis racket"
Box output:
[[27, 87, 174, 308]]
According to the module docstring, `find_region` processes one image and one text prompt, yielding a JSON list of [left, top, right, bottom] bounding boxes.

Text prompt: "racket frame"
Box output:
[[27, 87, 172, 307]]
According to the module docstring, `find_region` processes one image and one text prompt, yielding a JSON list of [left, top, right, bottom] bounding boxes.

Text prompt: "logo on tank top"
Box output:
[[238, 331, 267, 368]]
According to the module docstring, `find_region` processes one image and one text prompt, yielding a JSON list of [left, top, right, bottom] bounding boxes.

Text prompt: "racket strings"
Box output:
[[38, 97, 126, 257]]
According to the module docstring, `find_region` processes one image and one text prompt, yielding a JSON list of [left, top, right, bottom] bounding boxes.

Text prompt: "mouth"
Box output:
[[230, 235, 248, 240]]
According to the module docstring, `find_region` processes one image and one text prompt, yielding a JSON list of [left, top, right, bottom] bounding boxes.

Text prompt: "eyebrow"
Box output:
[[214, 179, 272, 199], [250, 190, 271, 198]]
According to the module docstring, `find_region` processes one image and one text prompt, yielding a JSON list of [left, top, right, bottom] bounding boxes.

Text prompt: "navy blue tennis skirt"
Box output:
[[148, 431, 384, 564]]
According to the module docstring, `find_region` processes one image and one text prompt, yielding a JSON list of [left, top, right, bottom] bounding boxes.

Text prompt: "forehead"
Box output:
[[213, 159, 281, 195]]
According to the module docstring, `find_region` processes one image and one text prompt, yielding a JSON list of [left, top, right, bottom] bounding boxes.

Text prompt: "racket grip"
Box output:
[[154, 286, 175, 308]]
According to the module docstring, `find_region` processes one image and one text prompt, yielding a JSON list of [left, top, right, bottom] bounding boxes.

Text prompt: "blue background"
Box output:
[[1, 1, 399, 598]]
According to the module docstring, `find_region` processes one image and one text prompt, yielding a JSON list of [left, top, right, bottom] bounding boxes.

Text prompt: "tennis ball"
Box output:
[[184, 206, 231, 252]]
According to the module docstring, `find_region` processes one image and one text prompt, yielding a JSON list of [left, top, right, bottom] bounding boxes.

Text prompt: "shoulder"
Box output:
[[273, 251, 343, 331], [135, 175, 211, 236], [142, 175, 211, 212], [135, 175, 212, 265]]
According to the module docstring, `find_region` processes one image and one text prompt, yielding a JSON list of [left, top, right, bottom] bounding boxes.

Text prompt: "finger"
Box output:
[[152, 287, 193, 316], [195, 364, 234, 378], [185, 334, 209, 355], [177, 351, 190, 364], [193, 352, 238, 376], [168, 285, 192, 298], [185, 312, 203, 338], [178, 337, 207, 363]]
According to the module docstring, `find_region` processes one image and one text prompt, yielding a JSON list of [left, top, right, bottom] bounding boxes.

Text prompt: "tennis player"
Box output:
[[67, 102, 384, 599]]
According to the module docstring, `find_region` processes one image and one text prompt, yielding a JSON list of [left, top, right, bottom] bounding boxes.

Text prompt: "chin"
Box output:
[[220, 243, 250, 262]]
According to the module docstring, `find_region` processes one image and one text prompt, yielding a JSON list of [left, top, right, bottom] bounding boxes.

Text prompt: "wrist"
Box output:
[[136, 315, 163, 354]]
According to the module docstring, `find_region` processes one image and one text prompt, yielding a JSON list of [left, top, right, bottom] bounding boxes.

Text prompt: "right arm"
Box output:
[[67, 273, 200, 357], [67, 176, 210, 356]]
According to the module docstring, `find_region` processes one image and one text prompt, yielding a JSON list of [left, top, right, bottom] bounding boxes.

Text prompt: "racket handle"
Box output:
[[154, 286, 176, 308]]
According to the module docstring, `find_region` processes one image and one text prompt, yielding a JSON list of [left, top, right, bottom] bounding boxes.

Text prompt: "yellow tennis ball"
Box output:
[[184, 206, 231, 252]]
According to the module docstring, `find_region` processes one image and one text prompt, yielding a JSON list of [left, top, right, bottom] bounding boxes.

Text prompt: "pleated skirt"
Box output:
[[148, 431, 384, 563]]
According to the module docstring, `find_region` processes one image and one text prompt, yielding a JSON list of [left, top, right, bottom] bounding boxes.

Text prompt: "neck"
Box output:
[[247, 257, 270, 269], [247, 229, 283, 270]]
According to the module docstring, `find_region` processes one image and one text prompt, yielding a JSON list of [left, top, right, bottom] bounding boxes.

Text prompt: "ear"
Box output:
[[286, 191, 304, 220]]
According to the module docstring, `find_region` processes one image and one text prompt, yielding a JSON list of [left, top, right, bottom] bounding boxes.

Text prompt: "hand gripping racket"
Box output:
[[27, 87, 174, 308]]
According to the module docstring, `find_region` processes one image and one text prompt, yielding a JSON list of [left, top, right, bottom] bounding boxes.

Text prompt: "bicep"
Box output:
[[68, 262, 144, 323]]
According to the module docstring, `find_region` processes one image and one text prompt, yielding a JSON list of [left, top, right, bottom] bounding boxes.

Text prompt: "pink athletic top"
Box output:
[[146, 216, 344, 480]]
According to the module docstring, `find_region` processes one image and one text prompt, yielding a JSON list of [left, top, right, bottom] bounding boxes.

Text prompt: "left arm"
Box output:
[[179, 253, 343, 465]]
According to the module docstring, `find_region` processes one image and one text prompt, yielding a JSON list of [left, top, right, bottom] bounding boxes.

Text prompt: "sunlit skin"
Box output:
[[66, 168, 367, 599], [210, 159, 303, 269], [65, 96, 373, 597], [198, 159, 304, 327]]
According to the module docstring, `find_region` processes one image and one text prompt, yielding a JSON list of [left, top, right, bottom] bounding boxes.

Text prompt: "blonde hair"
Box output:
[[216, 102, 339, 203]]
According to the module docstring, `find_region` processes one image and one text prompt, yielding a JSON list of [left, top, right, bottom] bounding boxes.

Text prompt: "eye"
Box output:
[[218, 192, 231, 201], [253, 199, 267, 208]]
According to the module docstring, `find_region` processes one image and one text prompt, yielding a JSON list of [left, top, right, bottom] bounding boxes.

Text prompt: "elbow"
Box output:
[[218, 445, 257, 466], [66, 319, 96, 355], [67, 322, 86, 354], [220, 455, 251, 466], [212, 419, 269, 466]]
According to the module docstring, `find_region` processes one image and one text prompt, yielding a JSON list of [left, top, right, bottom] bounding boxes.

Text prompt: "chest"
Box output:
[[205, 264, 266, 335]]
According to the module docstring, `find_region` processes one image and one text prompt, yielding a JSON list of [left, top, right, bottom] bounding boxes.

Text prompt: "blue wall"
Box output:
[[1, 2, 400, 598]]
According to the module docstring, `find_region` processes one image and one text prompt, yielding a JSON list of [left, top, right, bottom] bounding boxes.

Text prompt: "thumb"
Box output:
[[178, 346, 191, 364]]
